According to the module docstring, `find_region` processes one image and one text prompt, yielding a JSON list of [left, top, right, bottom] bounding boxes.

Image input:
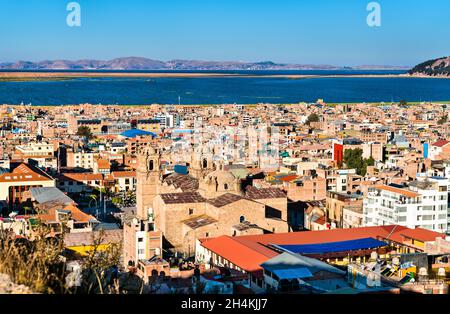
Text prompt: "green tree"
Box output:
[[438, 114, 448, 125], [305, 113, 320, 125], [76, 126, 94, 139], [343, 148, 374, 176]]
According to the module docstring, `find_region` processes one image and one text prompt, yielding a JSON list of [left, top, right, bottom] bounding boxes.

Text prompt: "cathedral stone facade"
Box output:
[[135, 146, 290, 257]]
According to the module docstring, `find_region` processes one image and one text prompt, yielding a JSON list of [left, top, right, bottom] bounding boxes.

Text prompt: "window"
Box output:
[[224, 184, 228, 190], [189, 208, 194, 215], [240, 216, 245, 223], [138, 238, 144, 242], [149, 160, 154, 171]]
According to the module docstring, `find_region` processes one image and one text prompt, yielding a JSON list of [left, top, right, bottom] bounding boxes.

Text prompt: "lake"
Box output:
[[1, 70, 450, 105]]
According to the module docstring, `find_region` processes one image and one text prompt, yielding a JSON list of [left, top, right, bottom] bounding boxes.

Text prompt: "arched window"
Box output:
[[224, 183, 228, 190], [149, 160, 154, 171], [202, 159, 208, 169], [240, 216, 245, 223]]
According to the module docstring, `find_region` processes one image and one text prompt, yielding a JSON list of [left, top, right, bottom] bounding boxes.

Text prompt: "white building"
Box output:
[[155, 114, 174, 129], [67, 150, 96, 170], [363, 178, 448, 234], [15, 142, 57, 170]]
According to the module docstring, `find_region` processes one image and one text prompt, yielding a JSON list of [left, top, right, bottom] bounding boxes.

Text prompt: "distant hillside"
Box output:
[[409, 56, 450, 77], [0, 57, 409, 71]]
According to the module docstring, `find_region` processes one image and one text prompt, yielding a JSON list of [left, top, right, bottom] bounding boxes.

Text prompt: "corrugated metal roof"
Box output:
[[276, 238, 387, 255], [120, 129, 157, 138], [30, 187, 74, 205]]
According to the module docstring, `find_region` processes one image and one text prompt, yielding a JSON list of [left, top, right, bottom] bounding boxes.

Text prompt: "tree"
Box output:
[[438, 114, 448, 125], [399, 100, 408, 107], [76, 126, 94, 140], [305, 113, 320, 125], [343, 148, 374, 176]]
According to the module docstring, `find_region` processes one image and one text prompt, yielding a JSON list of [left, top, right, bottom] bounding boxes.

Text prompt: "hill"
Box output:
[[0, 57, 409, 71], [408, 56, 450, 77]]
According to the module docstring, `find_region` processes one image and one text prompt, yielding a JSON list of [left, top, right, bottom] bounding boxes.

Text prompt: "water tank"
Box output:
[[418, 267, 428, 276]]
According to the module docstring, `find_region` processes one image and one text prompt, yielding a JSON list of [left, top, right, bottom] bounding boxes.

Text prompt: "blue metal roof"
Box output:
[[272, 267, 313, 280], [120, 129, 157, 138], [277, 238, 387, 255]]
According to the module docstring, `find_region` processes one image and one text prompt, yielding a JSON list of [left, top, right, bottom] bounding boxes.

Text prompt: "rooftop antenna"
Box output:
[[178, 96, 181, 106]]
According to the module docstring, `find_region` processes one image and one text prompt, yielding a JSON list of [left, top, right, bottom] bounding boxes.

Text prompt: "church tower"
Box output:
[[136, 146, 161, 220], [189, 146, 214, 179]]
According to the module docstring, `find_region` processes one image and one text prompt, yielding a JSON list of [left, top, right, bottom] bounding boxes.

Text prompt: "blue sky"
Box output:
[[0, 0, 449, 66]]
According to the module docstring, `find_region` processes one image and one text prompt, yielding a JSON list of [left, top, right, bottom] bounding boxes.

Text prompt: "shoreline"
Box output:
[[5, 101, 450, 108], [0, 72, 449, 81]]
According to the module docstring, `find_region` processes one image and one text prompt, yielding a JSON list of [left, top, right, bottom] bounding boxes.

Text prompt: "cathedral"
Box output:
[[133, 146, 290, 257]]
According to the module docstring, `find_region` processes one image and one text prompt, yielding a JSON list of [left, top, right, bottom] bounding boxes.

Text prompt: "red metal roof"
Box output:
[[201, 225, 445, 273]]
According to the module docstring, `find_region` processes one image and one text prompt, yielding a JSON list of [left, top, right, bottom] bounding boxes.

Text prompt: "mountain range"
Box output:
[[0, 57, 410, 71], [408, 56, 450, 77]]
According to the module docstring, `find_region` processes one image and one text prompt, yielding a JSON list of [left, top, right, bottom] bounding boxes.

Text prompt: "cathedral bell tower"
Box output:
[[189, 146, 214, 179], [136, 146, 161, 220]]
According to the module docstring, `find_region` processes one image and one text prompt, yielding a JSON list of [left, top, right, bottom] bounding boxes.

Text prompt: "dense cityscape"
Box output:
[[0, 101, 450, 295], [1, 2, 450, 311]]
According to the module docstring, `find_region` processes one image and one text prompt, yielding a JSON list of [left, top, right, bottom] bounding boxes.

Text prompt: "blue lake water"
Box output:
[[1, 70, 450, 105]]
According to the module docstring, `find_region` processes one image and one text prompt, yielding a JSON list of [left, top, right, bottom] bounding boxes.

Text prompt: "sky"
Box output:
[[0, 0, 449, 66]]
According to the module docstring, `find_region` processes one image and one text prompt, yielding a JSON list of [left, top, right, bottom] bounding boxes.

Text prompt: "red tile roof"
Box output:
[[59, 173, 103, 182], [111, 171, 136, 178], [0, 163, 53, 183], [432, 139, 450, 148]]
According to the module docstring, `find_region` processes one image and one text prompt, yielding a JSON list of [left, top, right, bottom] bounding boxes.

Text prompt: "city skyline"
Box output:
[[1, 0, 450, 66]]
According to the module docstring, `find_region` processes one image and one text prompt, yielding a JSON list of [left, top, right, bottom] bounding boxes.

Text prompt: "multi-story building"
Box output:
[[326, 191, 363, 229], [66, 150, 96, 170], [135, 119, 161, 134], [155, 114, 174, 129], [14, 142, 57, 170], [364, 178, 448, 234]]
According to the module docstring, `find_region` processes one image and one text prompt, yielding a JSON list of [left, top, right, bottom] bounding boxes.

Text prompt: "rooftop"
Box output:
[[160, 192, 206, 204]]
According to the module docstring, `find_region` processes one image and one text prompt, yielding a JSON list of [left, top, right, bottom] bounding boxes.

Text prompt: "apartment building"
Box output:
[[66, 150, 96, 170], [326, 191, 363, 229], [360, 129, 388, 144], [363, 179, 448, 234], [14, 142, 57, 170]]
